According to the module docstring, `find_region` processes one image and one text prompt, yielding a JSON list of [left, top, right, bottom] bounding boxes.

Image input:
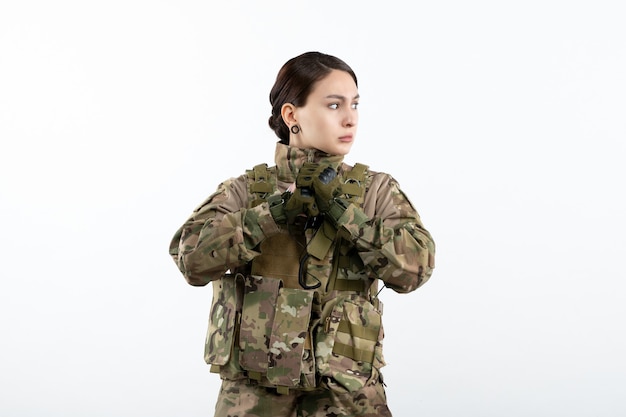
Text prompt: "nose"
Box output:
[[342, 108, 358, 128]]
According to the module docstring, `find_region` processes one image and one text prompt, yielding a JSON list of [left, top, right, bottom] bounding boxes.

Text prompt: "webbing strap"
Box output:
[[340, 163, 368, 204], [336, 252, 353, 269], [332, 341, 376, 363], [332, 278, 366, 292], [248, 164, 274, 207], [249, 164, 273, 194], [307, 221, 336, 260], [344, 163, 368, 182], [276, 386, 290, 395], [326, 163, 369, 293], [337, 320, 379, 341], [340, 182, 362, 198], [247, 371, 262, 381]]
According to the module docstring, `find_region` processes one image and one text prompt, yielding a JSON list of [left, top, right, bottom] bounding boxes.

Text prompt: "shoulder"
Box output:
[[191, 163, 276, 214], [190, 174, 244, 212]]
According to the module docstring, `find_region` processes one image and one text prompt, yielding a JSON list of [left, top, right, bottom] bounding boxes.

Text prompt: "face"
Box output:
[[288, 70, 359, 156]]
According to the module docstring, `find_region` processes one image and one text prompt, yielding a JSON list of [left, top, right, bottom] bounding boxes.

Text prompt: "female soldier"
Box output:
[[169, 51, 435, 417]]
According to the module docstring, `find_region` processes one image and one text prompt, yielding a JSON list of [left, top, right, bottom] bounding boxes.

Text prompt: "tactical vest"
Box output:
[[204, 163, 386, 394]]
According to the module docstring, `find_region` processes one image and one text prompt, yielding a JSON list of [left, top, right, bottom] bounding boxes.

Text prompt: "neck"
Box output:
[[274, 142, 345, 182]]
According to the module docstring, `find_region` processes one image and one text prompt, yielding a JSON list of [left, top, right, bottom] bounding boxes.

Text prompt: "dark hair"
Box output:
[[268, 52, 358, 144]]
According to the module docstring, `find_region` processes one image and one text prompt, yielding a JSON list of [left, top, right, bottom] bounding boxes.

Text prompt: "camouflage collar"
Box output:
[[274, 142, 345, 183]]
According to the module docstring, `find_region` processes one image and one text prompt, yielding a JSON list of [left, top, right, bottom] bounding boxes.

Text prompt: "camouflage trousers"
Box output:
[[214, 378, 392, 417]]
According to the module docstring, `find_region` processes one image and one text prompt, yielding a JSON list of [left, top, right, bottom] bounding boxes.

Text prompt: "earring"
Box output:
[[290, 125, 300, 134]]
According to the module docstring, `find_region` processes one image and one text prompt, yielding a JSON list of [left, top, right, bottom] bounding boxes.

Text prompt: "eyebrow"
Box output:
[[325, 94, 360, 100]]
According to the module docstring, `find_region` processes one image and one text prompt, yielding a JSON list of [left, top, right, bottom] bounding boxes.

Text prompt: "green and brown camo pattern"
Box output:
[[171, 143, 435, 397]]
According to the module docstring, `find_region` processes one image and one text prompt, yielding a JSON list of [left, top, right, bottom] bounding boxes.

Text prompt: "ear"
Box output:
[[281, 103, 297, 127]]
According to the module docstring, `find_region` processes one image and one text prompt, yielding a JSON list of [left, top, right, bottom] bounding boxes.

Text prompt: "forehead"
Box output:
[[309, 70, 358, 98]]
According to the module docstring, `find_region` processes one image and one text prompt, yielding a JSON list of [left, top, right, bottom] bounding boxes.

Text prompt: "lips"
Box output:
[[339, 134, 353, 142]]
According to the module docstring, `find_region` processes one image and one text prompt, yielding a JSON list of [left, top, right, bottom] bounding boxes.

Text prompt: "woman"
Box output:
[[169, 51, 435, 417]]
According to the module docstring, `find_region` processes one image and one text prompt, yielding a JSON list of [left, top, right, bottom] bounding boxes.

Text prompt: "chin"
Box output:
[[337, 144, 354, 156], [317, 142, 354, 156]]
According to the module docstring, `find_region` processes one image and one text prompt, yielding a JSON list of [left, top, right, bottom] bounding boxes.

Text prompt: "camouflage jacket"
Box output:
[[169, 142, 435, 392]]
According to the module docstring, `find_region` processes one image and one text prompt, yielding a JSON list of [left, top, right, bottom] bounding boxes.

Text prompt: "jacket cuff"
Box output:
[[333, 202, 370, 238]]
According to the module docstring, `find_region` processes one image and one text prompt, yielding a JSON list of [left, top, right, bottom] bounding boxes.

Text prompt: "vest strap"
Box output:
[[307, 221, 337, 260], [276, 386, 290, 395], [337, 320, 379, 341], [332, 341, 376, 363], [247, 371, 262, 381], [250, 164, 273, 195], [341, 163, 368, 203], [332, 278, 366, 292]]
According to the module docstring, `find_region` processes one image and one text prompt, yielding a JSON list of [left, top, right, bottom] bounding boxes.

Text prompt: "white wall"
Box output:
[[1, 1, 624, 416]]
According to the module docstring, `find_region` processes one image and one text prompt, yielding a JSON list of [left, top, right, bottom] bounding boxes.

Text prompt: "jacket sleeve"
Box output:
[[336, 173, 435, 293], [168, 175, 282, 286]]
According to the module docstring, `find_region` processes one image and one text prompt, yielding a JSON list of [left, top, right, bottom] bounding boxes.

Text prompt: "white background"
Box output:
[[1, 1, 625, 416]]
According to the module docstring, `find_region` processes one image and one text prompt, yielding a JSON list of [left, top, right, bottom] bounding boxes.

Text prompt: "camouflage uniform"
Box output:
[[169, 143, 435, 417]]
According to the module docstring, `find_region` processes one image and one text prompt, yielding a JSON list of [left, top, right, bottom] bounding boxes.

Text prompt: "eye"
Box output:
[[328, 103, 339, 110], [351, 102, 359, 110]]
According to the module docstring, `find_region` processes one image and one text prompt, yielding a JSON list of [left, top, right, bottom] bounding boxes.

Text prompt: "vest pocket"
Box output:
[[204, 276, 241, 366], [314, 294, 384, 392], [266, 288, 314, 387], [238, 275, 282, 373]]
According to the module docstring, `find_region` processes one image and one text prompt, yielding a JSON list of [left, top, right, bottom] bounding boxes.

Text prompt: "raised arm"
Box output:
[[332, 173, 436, 293], [169, 175, 281, 286]]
